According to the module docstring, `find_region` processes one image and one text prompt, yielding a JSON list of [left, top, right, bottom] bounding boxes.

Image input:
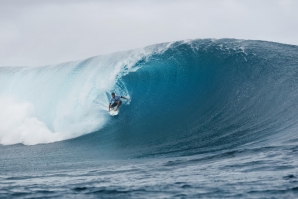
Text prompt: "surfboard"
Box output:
[[109, 109, 119, 116]]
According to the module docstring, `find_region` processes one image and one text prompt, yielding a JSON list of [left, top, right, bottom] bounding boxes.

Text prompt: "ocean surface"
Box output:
[[1, 39, 298, 198]]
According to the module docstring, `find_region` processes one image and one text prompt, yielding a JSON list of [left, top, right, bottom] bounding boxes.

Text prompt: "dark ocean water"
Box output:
[[1, 39, 298, 198]]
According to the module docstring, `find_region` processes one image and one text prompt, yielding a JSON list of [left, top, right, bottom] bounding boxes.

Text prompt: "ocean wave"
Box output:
[[1, 39, 298, 155]]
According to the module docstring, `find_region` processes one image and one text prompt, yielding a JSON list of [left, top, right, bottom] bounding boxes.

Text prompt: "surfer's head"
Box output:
[[111, 92, 115, 97]]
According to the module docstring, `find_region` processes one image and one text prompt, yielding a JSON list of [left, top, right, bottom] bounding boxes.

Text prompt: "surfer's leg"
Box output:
[[115, 101, 122, 111], [111, 102, 118, 109]]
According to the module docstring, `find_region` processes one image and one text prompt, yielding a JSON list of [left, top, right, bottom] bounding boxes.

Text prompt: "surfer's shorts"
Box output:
[[111, 100, 122, 108]]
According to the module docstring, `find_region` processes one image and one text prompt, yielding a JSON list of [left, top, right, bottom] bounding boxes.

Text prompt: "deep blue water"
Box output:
[[1, 39, 298, 198]]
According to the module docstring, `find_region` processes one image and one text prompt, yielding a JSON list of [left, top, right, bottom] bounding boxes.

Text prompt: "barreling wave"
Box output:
[[0, 43, 171, 145], [1, 39, 298, 157]]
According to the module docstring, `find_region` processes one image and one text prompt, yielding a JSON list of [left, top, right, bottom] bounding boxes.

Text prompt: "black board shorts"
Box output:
[[111, 100, 122, 108]]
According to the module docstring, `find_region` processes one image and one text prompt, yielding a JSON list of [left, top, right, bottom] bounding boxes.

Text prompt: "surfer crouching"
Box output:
[[109, 92, 129, 112]]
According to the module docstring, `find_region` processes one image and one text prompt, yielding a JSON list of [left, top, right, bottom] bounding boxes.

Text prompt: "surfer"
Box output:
[[109, 92, 129, 112]]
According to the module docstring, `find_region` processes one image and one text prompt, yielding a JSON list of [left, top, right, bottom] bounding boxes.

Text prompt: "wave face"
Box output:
[[1, 39, 298, 156]]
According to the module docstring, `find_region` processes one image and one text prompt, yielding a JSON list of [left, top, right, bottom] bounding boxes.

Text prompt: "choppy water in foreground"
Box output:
[[1, 144, 298, 198]]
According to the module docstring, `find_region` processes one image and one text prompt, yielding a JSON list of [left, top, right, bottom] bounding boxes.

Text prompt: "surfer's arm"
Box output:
[[121, 96, 129, 100], [108, 98, 113, 111], [108, 99, 113, 111]]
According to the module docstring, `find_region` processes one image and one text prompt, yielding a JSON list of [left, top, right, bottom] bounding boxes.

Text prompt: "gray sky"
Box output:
[[0, 0, 297, 66]]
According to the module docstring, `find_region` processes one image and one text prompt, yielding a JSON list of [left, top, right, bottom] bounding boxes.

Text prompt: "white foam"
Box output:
[[0, 97, 64, 145]]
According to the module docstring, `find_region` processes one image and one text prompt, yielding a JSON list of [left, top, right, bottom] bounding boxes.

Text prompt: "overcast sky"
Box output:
[[0, 0, 297, 66]]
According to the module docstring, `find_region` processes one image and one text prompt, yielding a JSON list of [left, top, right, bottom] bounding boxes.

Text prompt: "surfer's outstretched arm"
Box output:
[[121, 96, 129, 100]]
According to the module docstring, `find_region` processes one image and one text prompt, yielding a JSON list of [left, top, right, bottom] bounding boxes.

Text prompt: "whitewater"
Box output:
[[1, 39, 298, 198]]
